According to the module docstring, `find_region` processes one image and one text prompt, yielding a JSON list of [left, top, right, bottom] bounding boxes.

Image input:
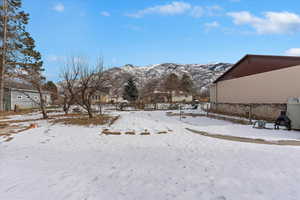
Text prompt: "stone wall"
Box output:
[[210, 103, 286, 121]]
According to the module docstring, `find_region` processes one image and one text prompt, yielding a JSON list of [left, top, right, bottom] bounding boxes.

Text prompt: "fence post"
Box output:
[[206, 103, 209, 117], [249, 104, 252, 124], [179, 103, 182, 121]]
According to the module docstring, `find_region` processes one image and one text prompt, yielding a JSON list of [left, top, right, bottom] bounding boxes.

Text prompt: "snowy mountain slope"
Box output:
[[104, 63, 232, 95]]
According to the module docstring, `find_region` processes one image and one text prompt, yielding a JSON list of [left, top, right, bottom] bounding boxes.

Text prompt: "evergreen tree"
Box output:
[[44, 81, 58, 102], [0, 0, 31, 110], [180, 74, 194, 93], [123, 77, 139, 102], [16, 31, 48, 118]]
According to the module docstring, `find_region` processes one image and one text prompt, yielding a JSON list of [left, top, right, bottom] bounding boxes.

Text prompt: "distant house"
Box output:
[[107, 95, 127, 104], [91, 93, 110, 104], [4, 81, 51, 111], [171, 91, 193, 103], [143, 90, 193, 103], [142, 91, 169, 103], [210, 54, 300, 119]]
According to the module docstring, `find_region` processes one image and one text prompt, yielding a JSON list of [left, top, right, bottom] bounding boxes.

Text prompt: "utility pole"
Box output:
[[0, 0, 8, 111]]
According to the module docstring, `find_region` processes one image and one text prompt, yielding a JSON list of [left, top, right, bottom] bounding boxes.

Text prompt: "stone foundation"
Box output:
[[210, 103, 286, 121]]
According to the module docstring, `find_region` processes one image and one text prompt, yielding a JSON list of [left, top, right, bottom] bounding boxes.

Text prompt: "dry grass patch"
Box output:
[[49, 113, 83, 118], [52, 115, 112, 126], [0, 123, 9, 128], [0, 109, 37, 117], [0, 118, 44, 124]]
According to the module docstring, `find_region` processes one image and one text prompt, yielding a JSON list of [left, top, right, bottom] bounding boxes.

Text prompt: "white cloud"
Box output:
[[204, 21, 220, 30], [285, 48, 300, 56], [206, 5, 223, 16], [126, 2, 223, 19], [53, 3, 65, 12], [100, 11, 111, 17], [228, 11, 300, 34], [190, 6, 204, 18], [126, 1, 192, 18]]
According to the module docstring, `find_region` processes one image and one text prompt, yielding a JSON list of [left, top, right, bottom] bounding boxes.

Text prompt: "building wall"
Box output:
[[209, 85, 217, 103], [10, 89, 51, 110], [210, 103, 286, 121], [213, 65, 300, 104], [172, 95, 193, 103]]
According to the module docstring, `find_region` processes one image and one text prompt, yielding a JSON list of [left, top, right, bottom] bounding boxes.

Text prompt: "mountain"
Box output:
[[104, 63, 232, 95]]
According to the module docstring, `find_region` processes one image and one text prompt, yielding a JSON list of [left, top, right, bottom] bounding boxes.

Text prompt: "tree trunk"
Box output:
[[38, 87, 48, 119], [0, 0, 8, 111], [63, 104, 69, 115], [87, 108, 93, 118], [98, 104, 102, 115]]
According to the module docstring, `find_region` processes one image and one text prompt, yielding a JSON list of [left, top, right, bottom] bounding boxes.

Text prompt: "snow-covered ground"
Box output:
[[179, 114, 300, 141], [1, 110, 300, 200]]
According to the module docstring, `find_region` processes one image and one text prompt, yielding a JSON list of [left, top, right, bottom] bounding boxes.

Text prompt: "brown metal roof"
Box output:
[[214, 54, 300, 83]]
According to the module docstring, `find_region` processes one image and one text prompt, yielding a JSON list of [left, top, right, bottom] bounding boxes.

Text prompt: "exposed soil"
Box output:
[[52, 115, 112, 126]]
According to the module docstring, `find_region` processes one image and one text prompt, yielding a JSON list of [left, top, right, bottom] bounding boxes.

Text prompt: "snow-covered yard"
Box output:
[[1, 110, 300, 200]]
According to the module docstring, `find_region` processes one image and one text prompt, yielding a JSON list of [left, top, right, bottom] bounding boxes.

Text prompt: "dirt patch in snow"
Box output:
[[186, 128, 300, 146]]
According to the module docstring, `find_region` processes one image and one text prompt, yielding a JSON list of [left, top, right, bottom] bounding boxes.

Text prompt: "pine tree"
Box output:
[[0, 0, 31, 110], [44, 81, 58, 102], [123, 77, 139, 102], [16, 31, 48, 119], [180, 74, 194, 93]]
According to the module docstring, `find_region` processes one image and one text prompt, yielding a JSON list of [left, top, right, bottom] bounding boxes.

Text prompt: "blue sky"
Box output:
[[22, 0, 300, 81]]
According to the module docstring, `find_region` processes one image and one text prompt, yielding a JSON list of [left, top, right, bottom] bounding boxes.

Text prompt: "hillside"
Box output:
[[104, 63, 232, 95]]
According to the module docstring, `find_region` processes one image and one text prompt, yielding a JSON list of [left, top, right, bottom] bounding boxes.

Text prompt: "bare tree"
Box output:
[[163, 73, 180, 102], [58, 82, 76, 115], [140, 78, 159, 103], [60, 58, 80, 114], [62, 56, 108, 118]]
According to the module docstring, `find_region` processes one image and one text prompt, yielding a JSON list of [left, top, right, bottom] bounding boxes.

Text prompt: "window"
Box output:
[[17, 96, 22, 99]]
